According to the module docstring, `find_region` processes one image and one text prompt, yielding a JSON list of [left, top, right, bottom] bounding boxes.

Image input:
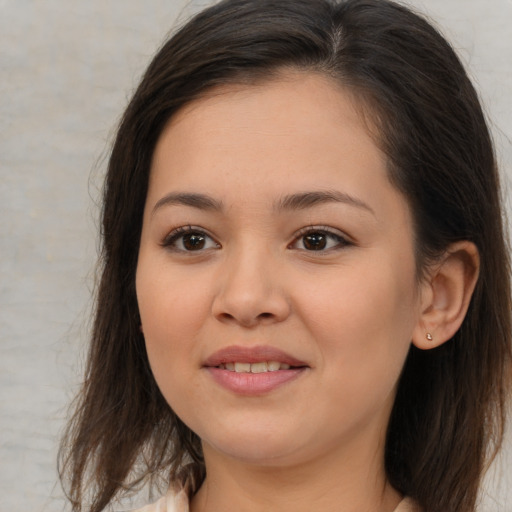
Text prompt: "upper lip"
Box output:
[[203, 345, 308, 368]]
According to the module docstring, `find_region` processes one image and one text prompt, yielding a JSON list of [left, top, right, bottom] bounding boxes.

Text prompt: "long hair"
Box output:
[[59, 1, 512, 511]]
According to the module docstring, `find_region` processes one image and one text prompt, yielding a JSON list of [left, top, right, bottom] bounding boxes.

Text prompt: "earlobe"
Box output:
[[412, 241, 480, 350]]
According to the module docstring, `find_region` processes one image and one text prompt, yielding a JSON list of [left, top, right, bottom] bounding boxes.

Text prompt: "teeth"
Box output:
[[219, 361, 292, 373], [250, 362, 268, 373], [234, 362, 251, 373], [267, 361, 281, 371]]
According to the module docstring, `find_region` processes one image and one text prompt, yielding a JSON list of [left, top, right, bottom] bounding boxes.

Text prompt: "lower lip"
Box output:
[[205, 367, 306, 395]]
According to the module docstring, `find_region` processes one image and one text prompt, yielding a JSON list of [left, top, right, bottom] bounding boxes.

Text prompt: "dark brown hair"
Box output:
[[59, 1, 512, 511]]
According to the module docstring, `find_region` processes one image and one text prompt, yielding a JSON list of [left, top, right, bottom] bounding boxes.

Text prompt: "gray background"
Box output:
[[1, 0, 511, 510]]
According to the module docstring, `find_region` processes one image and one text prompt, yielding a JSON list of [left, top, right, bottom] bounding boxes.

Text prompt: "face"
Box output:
[[136, 73, 424, 468]]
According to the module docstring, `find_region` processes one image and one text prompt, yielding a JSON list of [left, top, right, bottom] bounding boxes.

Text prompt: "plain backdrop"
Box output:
[[1, 0, 511, 510]]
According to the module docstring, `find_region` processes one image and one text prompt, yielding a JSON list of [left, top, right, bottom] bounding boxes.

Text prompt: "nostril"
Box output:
[[219, 312, 236, 321], [212, 291, 291, 326]]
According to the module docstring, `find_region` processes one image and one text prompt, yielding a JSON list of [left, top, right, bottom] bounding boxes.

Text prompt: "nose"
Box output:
[[211, 245, 291, 328]]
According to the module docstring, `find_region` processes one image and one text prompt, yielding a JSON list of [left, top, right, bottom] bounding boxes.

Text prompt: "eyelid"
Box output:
[[289, 225, 353, 251], [160, 224, 352, 252], [161, 225, 220, 251]]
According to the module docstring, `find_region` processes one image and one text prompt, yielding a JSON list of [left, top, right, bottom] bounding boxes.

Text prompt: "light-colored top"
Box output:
[[131, 487, 420, 512]]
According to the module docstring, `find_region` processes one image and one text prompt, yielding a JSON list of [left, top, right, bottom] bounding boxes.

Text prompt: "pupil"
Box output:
[[304, 233, 326, 250], [183, 233, 205, 250]]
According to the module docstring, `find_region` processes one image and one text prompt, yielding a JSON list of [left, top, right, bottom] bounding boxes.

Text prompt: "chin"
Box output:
[[209, 443, 303, 467], [200, 425, 315, 467]]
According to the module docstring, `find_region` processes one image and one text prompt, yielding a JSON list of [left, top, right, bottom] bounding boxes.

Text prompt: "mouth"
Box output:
[[215, 361, 296, 372], [203, 346, 308, 395], [203, 345, 308, 370]]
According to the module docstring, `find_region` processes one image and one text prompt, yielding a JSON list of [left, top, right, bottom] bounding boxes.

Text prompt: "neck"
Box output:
[[190, 435, 401, 512]]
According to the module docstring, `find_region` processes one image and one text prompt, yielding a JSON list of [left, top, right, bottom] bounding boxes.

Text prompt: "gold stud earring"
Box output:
[[426, 332, 433, 341]]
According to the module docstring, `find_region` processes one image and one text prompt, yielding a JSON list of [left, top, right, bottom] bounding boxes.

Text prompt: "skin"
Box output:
[[136, 72, 478, 511]]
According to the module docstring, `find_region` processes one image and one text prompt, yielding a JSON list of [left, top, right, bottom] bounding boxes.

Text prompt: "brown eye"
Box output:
[[163, 227, 219, 252], [182, 233, 206, 251], [303, 232, 328, 251], [291, 228, 350, 252]]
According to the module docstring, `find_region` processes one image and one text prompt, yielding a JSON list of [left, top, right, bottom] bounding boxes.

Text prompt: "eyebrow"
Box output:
[[275, 190, 375, 215], [152, 192, 223, 216], [151, 189, 374, 216]]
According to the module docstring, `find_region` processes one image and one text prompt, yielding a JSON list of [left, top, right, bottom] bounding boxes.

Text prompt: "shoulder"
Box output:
[[127, 489, 418, 512], [125, 485, 189, 512]]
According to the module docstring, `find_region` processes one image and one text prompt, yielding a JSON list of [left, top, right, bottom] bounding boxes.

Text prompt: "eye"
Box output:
[[162, 226, 220, 252], [290, 227, 350, 251]]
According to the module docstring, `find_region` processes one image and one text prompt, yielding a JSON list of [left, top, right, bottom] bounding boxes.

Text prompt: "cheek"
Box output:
[[136, 261, 212, 377], [298, 258, 418, 389]]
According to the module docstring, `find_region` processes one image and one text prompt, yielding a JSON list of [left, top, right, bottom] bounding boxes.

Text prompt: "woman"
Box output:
[[59, 0, 512, 511]]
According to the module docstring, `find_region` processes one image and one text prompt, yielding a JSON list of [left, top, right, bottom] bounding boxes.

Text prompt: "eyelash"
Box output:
[[161, 226, 220, 252], [289, 226, 352, 252], [161, 225, 352, 253]]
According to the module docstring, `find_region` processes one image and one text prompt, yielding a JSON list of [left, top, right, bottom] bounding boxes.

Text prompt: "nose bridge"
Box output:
[[212, 237, 290, 326]]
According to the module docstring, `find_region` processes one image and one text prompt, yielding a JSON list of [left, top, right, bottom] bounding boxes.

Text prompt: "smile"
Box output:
[[203, 344, 308, 368], [204, 345, 308, 395], [216, 361, 292, 372]]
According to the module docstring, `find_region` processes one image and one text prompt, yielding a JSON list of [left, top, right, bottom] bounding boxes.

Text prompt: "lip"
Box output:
[[203, 345, 309, 396], [203, 345, 308, 368]]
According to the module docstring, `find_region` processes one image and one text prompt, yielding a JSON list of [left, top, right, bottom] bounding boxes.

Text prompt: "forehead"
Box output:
[[147, 72, 410, 227], [151, 74, 381, 182]]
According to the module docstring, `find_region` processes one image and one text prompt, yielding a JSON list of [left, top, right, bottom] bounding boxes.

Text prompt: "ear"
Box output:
[[412, 241, 480, 350]]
